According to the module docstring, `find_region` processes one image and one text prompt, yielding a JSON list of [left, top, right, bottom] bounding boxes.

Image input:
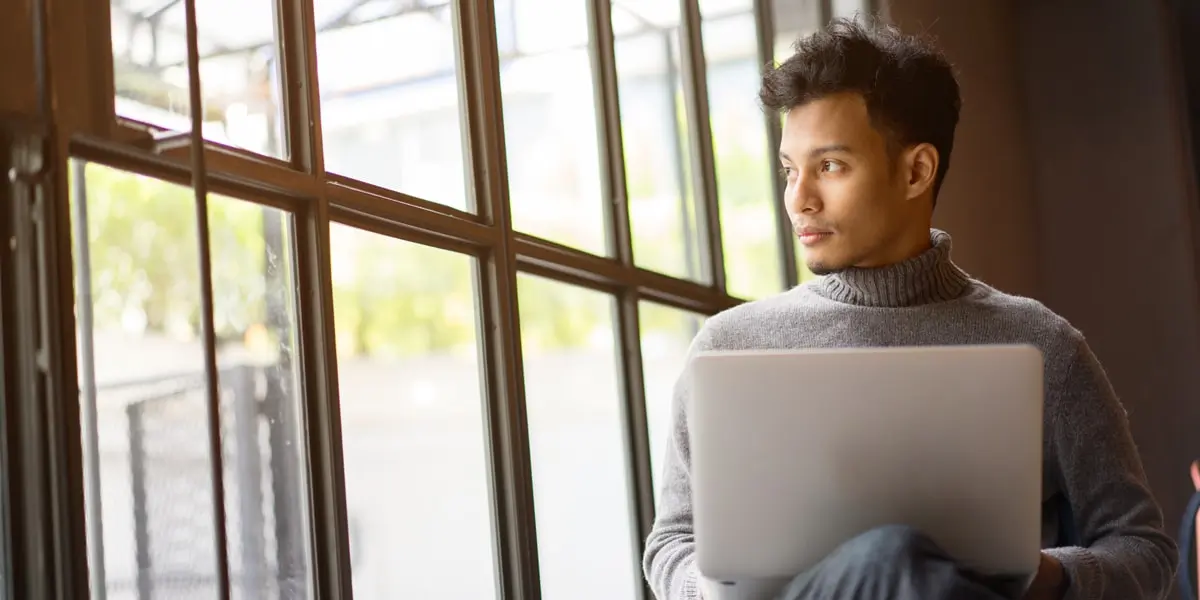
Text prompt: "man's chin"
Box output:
[[807, 263, 843, 276], [806, 257, 847, 276]]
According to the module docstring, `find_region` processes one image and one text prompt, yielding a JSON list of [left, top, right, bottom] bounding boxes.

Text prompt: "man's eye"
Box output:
[[779, 166, 794, 178], [821, 160, 844, 173]]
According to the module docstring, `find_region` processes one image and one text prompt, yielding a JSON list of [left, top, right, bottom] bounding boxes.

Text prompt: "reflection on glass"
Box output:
[[614, 2, 705, 282], [210, 195, 312, 599], [517, 275, 636, 600], [497, 0, 608, 256], [638, 302, 705, 504], [329, 226, 496, 600], [110, 0, 287, 157], [72, 163, 312, 599], [316, 1, 470, 211], [701, 7, 785, 299]]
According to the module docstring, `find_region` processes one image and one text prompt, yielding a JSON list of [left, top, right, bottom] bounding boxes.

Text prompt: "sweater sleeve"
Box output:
[[1044, 335, 1178, 600], [643, 328, 712, 600]]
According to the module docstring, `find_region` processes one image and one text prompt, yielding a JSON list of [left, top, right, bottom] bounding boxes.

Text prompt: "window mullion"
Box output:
[[181, 0, 233, 596], [278, 0, 325, 175], [294, 189, 354, 600], [615, 292, 654, 600], [587, 0, 633, 266], [679, 0, 727, 294], [1, 125, 58, 600], [755, 0, 799, 289], [38, 0, 111, 592], [456, 0, 542, 598], [277, 0, 357, 595]]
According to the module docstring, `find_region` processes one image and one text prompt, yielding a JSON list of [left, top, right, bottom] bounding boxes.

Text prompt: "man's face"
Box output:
[[779, 92, 925, 274]]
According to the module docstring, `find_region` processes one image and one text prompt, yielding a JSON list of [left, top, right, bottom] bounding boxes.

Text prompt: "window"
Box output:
[[638, 301, 705, 500], [499, 0, 609, 256], [702, 0, 788, 299], [518, 275, 636, 600], [615, 2, 706, 282], [329, 227, 496, 598], [112, 0, 289, 158], [0, 0, 850, 597], [316, 0, 472, 211], [71, 163, 313, 598]]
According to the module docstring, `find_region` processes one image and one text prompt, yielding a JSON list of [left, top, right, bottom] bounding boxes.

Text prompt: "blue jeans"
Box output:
[[775, 525, 1025, 600]]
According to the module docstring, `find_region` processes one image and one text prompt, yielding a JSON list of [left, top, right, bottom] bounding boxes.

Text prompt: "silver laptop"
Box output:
[[690, 345, 1044, 600]]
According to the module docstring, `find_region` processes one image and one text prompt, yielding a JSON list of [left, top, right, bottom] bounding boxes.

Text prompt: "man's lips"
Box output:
[[796, 227, 832, 246]]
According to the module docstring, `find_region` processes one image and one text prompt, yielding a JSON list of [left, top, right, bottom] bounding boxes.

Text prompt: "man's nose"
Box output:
[[787, 176, 819, 214]]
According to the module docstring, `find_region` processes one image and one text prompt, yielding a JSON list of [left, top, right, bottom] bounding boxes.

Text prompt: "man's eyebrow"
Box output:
[[779, 145, 853, 162]]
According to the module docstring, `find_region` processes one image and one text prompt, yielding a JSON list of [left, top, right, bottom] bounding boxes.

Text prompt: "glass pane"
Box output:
[[209, 195, 312, 599], [637, 302, 704, 504], [517, 275, 636, 600], [316, 2, 471, 211], [832, 0, 869, 19], [699, 0, 752, 14], [772, 0, 823, 61], [72, 163, 313, 599], [498, 0, 609, 256], [329, 226, 496, 599], [614, 3, 706, 282], [701, 7, 785, 299], [111, 0, 287, 158]]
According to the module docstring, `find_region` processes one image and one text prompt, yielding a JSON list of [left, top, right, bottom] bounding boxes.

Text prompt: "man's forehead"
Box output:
[[782, 95, 876, 154], [786, 95, 870, 131]]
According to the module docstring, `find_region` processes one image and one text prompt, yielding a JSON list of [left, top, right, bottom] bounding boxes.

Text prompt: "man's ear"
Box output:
[[903, 143, 940, 201]]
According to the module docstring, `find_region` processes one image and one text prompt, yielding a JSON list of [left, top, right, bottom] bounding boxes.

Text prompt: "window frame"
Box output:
[[0, 0, 858, 598]]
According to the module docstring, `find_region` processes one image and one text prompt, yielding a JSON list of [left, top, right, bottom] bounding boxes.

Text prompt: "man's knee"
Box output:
[[775, 526, 945, 600], [829, 524, 940, 571]]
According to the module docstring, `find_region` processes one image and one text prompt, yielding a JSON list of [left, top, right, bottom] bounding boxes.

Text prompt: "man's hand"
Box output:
[[1022, 553, 1068, 600]]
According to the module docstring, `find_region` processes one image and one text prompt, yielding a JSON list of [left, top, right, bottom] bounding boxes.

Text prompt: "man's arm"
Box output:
[[643, 330, 712, 600], [1044, 334, 1178, 600]]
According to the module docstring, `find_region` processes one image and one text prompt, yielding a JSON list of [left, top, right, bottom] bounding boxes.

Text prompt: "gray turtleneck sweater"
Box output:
[[643, 230, 1178, 600]]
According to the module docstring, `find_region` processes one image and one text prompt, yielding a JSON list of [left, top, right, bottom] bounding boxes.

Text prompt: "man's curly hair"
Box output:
[[760, 18, 962, 201]]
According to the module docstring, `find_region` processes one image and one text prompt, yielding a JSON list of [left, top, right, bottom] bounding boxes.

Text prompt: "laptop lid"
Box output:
[[690, 344, 1044, 582]]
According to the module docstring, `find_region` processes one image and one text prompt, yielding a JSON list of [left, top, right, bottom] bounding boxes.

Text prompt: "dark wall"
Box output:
[[886, 0, 1200, 545], [886, 0, 1042, 299], [1017, 0, 1200, 537], [1167, 0, 1200, 190]]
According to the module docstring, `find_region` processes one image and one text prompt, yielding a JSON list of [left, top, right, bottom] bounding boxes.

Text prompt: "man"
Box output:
[[643, 17, 1178, 600]]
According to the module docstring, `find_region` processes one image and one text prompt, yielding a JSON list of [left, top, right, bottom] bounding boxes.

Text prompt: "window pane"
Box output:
[[316, 3, 471, 211], [517, 275, 636, 600], [832, 0, 869, 19], [111, 0, 287, 158], [72, 163, 313, 599], [700, 0, 752, 13], [772, 0, 823, 61], [209, 195, 313, 599], [637, 302, 704, 504], [329, 226, 496, 599], [701, 7, 785, 299], [614, 3, 706, 282], [498, 0, 609, 256]]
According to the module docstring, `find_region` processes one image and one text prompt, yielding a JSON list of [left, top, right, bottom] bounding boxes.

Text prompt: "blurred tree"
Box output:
[[76, 134, 781, 359]]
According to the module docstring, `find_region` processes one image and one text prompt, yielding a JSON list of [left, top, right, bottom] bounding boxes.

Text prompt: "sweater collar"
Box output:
[[813, 229, 972, 308]]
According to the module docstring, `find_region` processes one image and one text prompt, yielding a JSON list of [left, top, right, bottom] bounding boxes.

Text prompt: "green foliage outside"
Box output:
[[77, 129, 798, 359], [74, 165, 273, 343]]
